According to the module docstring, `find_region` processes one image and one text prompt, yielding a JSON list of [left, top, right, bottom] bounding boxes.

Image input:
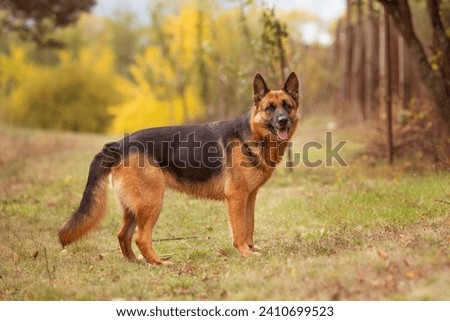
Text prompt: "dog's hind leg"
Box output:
[[117, 207, 137, 261], [133, 167, 167, 265], [135, 197, 165, 265], [112, 155, 167, 265]]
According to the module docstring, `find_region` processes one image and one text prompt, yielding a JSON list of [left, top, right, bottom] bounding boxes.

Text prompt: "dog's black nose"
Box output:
[[277, 116, 288, 127]]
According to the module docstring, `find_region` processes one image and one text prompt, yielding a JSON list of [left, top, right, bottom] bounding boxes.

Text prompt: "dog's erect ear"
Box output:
[[282, 72, 299, 103], [253, 73, 270, 105]]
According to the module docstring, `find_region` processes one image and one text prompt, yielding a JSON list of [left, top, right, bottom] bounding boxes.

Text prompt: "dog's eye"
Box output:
[[265, 104, 276, 112], [282, 101, 292, 112]]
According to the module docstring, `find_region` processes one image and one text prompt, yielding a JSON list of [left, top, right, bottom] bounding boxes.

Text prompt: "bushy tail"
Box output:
[[58, 142, 119, 247]]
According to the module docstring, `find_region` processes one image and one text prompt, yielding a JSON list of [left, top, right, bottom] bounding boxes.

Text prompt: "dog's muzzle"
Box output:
[[276, 116, 289, 140], [272, 115, 291, 140]]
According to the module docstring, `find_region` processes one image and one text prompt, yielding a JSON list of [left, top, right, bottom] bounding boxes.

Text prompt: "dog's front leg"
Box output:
[[246, 189, 261, 252], [226, 193, 251, 257]]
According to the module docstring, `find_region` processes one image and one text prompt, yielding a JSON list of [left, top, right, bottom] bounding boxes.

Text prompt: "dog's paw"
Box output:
[[249, 245, 262, 252], [235, 244, 251, 258], [145, 260, 174, 267], [161, 260, 174, 266]]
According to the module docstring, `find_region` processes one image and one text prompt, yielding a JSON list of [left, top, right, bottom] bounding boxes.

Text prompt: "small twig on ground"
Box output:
[[154, 236, 198, 242], [435, 199, 450, 205]]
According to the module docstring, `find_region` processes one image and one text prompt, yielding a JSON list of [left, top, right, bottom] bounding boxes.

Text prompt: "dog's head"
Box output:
[[250, 72, 300, 141]]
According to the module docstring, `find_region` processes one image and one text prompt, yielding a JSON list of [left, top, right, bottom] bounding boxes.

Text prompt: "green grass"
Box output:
[[0, 118, 449, 301]]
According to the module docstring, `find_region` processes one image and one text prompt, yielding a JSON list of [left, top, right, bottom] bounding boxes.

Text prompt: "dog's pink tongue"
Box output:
[[277, 130, 288, 140]]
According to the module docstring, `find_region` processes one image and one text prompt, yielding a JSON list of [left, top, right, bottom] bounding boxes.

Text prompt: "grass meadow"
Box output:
[[0, 116, 449, 300]]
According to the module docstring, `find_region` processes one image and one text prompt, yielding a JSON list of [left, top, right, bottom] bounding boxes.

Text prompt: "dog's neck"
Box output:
[[262, 137, 289, 169], [246, 134, 289, 170]]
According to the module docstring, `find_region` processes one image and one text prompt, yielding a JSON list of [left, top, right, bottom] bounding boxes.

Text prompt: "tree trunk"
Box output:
[[334, 19, 344, 114], [379, 5, 386, 120], [275, 22, 293, 171], [384, 7, 394, 164], [389, 17, 400, 101], [276, 22, 288, 83], [398, 32, 406, 109], [343, 0, 354, 111], [196, 9, 211, 120], [366, 0, 380, 120], [378, 0, 450, 124], [354, 0, 366, 120]]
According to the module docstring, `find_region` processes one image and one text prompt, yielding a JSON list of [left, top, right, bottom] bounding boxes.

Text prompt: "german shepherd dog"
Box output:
[[59, 72, 299, 265]]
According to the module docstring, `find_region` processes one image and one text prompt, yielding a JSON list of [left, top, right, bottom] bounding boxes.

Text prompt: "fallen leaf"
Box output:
[[405, 271, 415, 279], [32, 250, 39, 259], [377, 249, 389, 260], [217, 248, 227, 257]]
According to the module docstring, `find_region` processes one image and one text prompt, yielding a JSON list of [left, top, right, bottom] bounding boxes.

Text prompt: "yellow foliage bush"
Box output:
[[2, 47, 124, 132], [109, 81, 204, 133]]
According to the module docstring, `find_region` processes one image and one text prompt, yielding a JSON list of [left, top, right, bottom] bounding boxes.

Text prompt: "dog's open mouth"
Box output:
[[268, 124, 289, 140], [276, 128, 289, 140]]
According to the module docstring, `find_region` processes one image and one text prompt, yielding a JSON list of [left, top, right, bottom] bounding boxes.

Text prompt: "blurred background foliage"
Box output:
[[0, 0, 448, 161], [4, 47, 120, 132], [0, 0, 332, 133]]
